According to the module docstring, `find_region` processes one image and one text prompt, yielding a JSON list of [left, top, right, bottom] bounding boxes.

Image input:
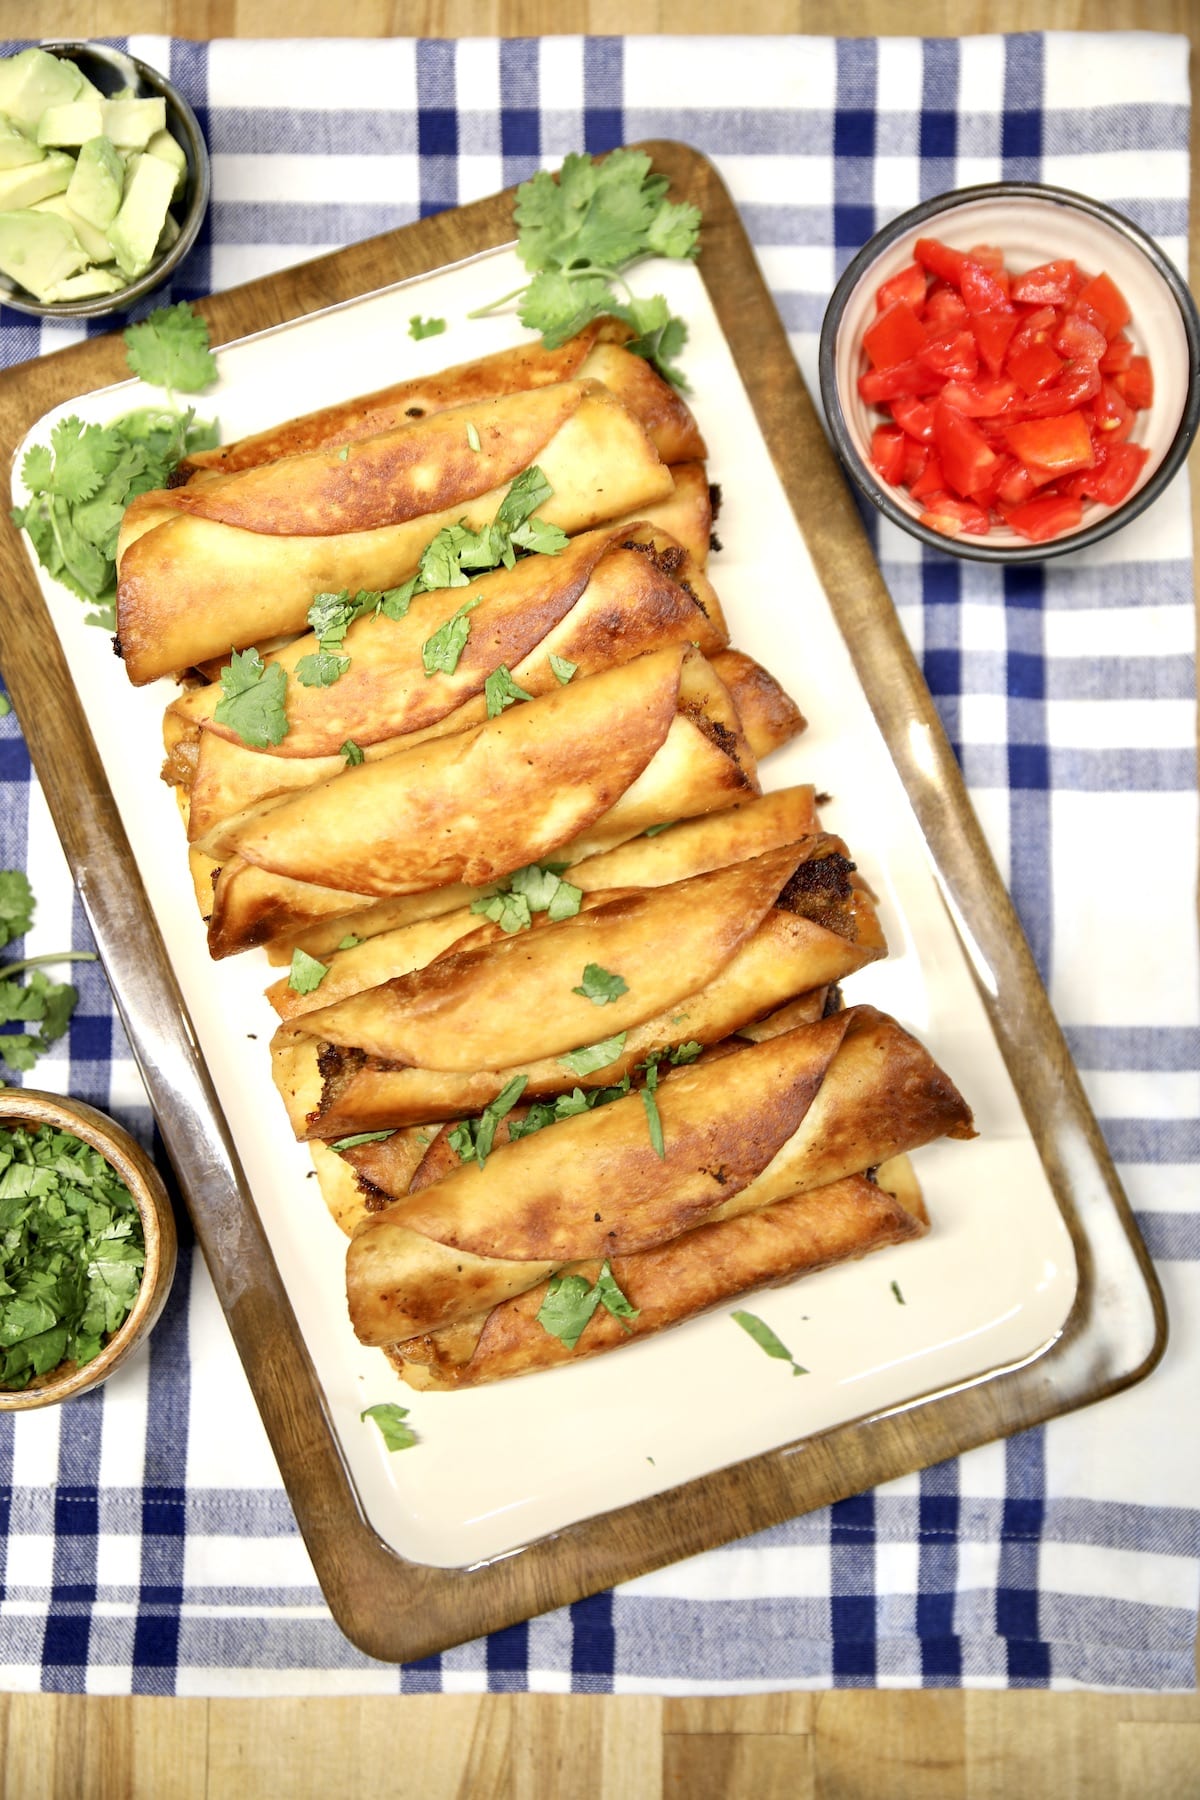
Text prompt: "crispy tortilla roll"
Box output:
[[620, 460, 713, 566], [115, 380, 674, 684], [267, 787, 821, 1017], [272, 840, 886, 1137], [206, 646, 758, 954], [343, 1006, 974, 1344], [388, 1164, 926, 1389], [180, 319, 707, 477]]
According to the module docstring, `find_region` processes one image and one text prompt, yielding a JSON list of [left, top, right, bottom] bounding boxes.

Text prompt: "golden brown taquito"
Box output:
[[343, 1006, 974, 1344], [272, 840, 885, 1138], [387, 1162, 926, 1389], [180, 319, 707, 477], [116, 380, 674, 684], [267, 787, 821, 1018], [206, 646, 759, 955]]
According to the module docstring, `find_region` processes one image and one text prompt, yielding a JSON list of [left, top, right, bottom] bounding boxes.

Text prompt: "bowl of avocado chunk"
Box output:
[[0, 40, 210, 317]]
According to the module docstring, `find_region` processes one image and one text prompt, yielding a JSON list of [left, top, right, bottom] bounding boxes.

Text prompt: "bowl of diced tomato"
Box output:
[[818, 182, 1200, 559]]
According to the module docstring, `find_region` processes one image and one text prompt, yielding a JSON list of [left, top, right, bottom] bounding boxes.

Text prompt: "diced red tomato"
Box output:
[[923, 284, 970, 330], [914, 236, 967, 285], [1099, 332, 1134, 374], [875, 262, 928, 313], [920, 495, 992, 537], [1076, 270, 1131, 334], [1010, 259, 1077, 306], [1001, 493, 1085, 542], [1054, 313, 1108, 364], [863, 299, 928, 370], [1007, 337, 1065, 395], [938, 375, 1020, 419], [856, 234, 1152, 545], [1094, 379, 1134, 444], [1003, 411, 1095, 480], [870, 424, 907, 485], [889, 395, 937, 442], [972, 310, 1020, 375], [917, 330, 979, 381], [933, 399, 1001, 497], [1117, 355, 1154, 410]]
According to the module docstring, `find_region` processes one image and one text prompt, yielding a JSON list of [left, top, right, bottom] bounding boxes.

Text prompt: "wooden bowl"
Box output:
[[0, 1089, 177, 1409]]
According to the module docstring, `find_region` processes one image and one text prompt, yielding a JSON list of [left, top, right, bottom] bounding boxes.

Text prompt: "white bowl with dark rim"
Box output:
[[0, 1089, 177, 1409], [0, 39, 210, 320], [818, 181, 1200, 563]]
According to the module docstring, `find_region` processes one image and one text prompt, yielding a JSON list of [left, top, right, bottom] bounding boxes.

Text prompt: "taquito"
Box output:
[[387, 1161, 927, 1389], [343, 1006, 974, 1344], [206, 645, 760, 955], [271, 839, 886, 1138], [267, 787, 821, 1019], [115, 380, 675, 683], [180, 318, 707, 477]]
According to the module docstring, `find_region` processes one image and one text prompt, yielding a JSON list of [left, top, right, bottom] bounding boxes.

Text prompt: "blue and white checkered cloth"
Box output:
[[1, 31, 1196, 1695]]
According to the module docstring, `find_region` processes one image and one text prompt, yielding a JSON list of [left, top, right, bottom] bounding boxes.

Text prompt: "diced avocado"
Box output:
[[0, 49, 83, 130], [101, 96, 167, 151], [0, 151, 73, 212], [156, 211, 180, 254], [42, 265, 127, 303], [0, 113, 44, 171], [66, 135, 125, 229], [36, 99, 105, 148], [34, 193, 115, 265], [0, 209, 89, 302], [145, 128, 187, 200], [106, 151, 175, 277]]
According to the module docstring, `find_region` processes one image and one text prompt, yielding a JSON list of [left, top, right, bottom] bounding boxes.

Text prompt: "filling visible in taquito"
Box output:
[[271, 838, 886, 1138], [342, 1006, 975, 1345]]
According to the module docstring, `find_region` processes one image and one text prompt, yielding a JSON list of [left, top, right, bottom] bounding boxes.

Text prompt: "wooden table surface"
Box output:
[[1, 1, 1197, 1795]]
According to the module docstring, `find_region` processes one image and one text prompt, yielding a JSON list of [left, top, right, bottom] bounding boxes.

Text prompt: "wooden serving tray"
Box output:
[[0, 144, 1165, 1662]]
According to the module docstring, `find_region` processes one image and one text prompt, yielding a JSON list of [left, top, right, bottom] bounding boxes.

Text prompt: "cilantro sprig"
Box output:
[[0, 871, 93, 1075], [14, 301, 219, 628], [732, 1309, 808, 1377], [471, 150, 701, 387], [361, 1401, 418, 1451], [0, 1122, 145, 1390]]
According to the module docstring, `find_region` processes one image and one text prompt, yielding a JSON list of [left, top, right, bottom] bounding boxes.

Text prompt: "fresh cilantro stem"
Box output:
[[0, 952, 97, 979]]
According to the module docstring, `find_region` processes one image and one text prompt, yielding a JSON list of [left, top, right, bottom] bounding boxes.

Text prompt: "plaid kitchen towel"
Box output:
[[0, 31, 1196, 1695]]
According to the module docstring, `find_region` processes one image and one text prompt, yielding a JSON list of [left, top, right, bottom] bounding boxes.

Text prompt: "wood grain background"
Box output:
[[1, 0, 1197, 1794]]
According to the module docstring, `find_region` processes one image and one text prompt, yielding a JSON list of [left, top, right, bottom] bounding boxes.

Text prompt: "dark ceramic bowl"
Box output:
[[818, 182, 1200, 562], [0, 39, 210, 319]]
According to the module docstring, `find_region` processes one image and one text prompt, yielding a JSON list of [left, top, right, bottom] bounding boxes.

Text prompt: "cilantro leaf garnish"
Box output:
[[295, 648, 350, 688], [0, 1122, 145, 1390], [0, 871, 35, 951], [330, 1130, 395, 1151], [422, 598, 482, 677], [572, 963, 628, 1006], [558, 1033, 627, 1077], [448, 1074, 528, 1171], [484, 664, 534, 718], [471, 150, 701, 387], [409, 315, 447, 341], [341, 741, 364, 767], [507, 1077, 631, 1141], [337, 934, 361, 950], [536, 1258, 639, 1351], [469, 861, 582, 935], [288, 949, 329, 996], [123, 301, 218, 395], [549, 654, 577, 685], [213, 648, 289, 749], [891, 1280, 906, 1305], [361, 1401, 418, 1450], [641, 1085, 665, 1159], [732, 1309, 807, 1377]]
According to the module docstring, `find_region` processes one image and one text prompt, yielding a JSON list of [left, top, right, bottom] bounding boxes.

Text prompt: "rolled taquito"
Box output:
[[343, 1006, 974, 1344], [206, 645, 759, 955], [271, 838, 886, 1138], [387, 1161, 927, 1389], [168, 523, 728, 851], [116, 380, 675, 684], [267, 787, 822, 1019], [180, 318, 707, 478]]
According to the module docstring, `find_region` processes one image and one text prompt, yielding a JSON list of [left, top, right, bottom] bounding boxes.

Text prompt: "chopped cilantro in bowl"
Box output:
[[0, 1090, 176, 1408]]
